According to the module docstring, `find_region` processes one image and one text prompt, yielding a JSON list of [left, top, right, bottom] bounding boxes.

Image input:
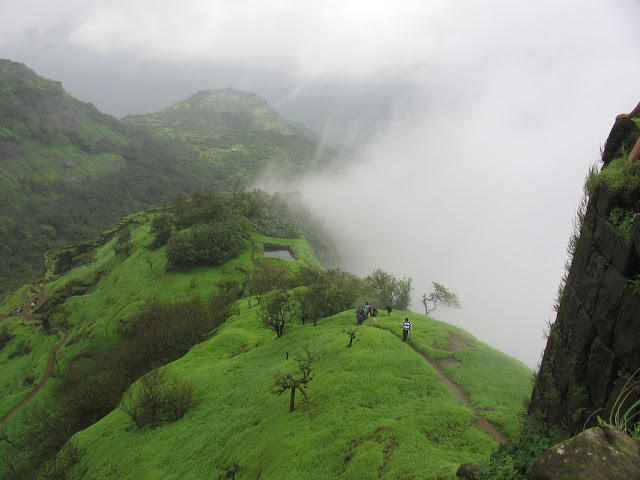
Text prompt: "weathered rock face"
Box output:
[[456, 463, 481, 479], [530, 425, 640, 480], [529, 171, 640, 434]]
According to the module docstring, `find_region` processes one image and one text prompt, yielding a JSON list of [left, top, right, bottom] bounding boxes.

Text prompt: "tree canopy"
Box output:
[[421, 282, 461, 316]]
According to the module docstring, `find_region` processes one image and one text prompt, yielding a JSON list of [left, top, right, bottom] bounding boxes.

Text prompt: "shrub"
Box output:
[[475, 431, 556, 480], [119, 367, 195, 428], [609, 206, 636, 240]]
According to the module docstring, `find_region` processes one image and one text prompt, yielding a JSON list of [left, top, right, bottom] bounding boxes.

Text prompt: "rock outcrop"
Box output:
[[529, 130, 640, 435], [530, 425, 640, 480]]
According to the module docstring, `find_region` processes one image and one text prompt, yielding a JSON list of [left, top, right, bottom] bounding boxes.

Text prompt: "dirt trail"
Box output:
[[0, 285, 69, 425], [406, 341, 507, 444]]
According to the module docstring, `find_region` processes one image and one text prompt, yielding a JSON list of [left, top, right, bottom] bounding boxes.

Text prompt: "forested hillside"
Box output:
[[0, 60, 333, 296], [123, 88, 336, 187]]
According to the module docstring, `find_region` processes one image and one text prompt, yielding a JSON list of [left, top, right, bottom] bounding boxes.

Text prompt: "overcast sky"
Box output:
[[2, 0, 640, 368]]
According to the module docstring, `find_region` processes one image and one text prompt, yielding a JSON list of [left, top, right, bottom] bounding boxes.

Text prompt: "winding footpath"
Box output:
[[405, 339, 507, 444], [0, 284, 69, 425]]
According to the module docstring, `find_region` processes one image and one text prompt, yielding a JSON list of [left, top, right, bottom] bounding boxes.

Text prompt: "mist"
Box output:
[[4, 0, 640, 367], [261, 1, 640, 368]]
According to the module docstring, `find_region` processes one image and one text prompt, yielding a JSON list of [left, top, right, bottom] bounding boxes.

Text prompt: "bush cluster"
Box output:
[[120, 367, 195, 428]]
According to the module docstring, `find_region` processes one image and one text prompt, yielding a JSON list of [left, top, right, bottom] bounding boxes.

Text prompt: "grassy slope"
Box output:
[[0, 213, 319, 423], [0, 60, 128, 199], [0, 215, 531, 479], [67, 310, 530, 480]]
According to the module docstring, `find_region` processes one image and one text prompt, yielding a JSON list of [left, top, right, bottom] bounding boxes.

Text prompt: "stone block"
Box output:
[[582, 200, 598, 235], [611, 233, 640, 276], [592, 213, 608, 247], [592, 267, 628, 343], [531, 426, 640, 480], [568, 308, 596, 362], [596, 183, 621, 217], [587, 337, 617, 407], [577, 252, 608, 316], [613, 292, 640, 369]]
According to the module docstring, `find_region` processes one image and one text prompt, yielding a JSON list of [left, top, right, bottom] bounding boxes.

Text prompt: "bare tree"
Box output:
[[343, 327, 358, 348], [421, 282, 461, 316], [272, 347, 324, 412]]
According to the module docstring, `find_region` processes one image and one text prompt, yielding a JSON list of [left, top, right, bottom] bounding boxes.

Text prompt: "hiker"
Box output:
[[355, 306, 364, 325], [616, 100, 640, 164], [386, 305, 392, 316], [370, 305, 378, 325], [363, 302, 370, 319], [401, 318, 412, 342]]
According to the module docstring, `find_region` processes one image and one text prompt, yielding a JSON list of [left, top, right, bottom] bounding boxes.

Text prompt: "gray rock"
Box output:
[[586, 338, 617, 407], [596, 184, 622, 217], [455, 463, 480, 479], [531, 425, 640, 480]]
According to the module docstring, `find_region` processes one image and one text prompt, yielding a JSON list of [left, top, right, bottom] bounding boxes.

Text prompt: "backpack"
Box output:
[[372, 308, 378, 317]]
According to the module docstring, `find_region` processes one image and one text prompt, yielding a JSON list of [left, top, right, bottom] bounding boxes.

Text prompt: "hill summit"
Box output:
[[124, 88, 300, 136]]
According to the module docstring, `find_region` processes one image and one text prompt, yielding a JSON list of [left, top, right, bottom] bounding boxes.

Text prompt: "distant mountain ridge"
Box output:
[[123, 87, 335, 185], [0, 60, 332, 296], [0, 59, 128, 196], [125, 88, 299, 135]]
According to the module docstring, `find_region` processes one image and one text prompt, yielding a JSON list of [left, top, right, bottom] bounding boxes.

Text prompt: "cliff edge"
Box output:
[[529, 123, 640, 435]]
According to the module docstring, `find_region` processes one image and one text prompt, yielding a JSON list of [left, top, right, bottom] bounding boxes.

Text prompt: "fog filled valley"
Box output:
[[2, 1, 640, 479]]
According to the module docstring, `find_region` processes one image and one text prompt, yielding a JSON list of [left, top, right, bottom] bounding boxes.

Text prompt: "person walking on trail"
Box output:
[[355, 306, 364, 325], [401, 318, 412, 342], [615, 100, 640, 164], [386, 305, 392, 316], [370, 305, 378, 325]]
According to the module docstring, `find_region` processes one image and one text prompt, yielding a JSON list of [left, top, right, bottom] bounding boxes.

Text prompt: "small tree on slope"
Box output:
[[421, 282, 461, 316], [259, 289, 296, 338], [272, 348, 324, 412]]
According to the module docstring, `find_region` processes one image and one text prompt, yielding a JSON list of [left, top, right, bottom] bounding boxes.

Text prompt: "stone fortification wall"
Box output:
[[529, 179, 640, 435]]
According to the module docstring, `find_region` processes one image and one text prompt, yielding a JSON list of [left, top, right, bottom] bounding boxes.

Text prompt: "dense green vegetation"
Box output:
[[0, 61, 334, 296], [123, 88, 337, 188], [0, 191, 531, 479]]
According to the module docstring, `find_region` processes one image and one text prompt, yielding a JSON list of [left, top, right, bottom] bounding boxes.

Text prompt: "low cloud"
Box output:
[[262, 0, 640, 367], [4, 0, 640, 367]]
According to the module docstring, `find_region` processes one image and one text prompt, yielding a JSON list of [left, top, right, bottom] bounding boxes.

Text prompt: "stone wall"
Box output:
[[529, 180, 640, 435]]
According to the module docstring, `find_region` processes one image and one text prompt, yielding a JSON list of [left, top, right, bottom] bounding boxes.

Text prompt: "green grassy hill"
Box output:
[[67, 312, 530, 480], [0, 199, 530, 479], [0, 61, 334, 297], [0, 60, 127, 197], [123, 88, 336, 187]]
